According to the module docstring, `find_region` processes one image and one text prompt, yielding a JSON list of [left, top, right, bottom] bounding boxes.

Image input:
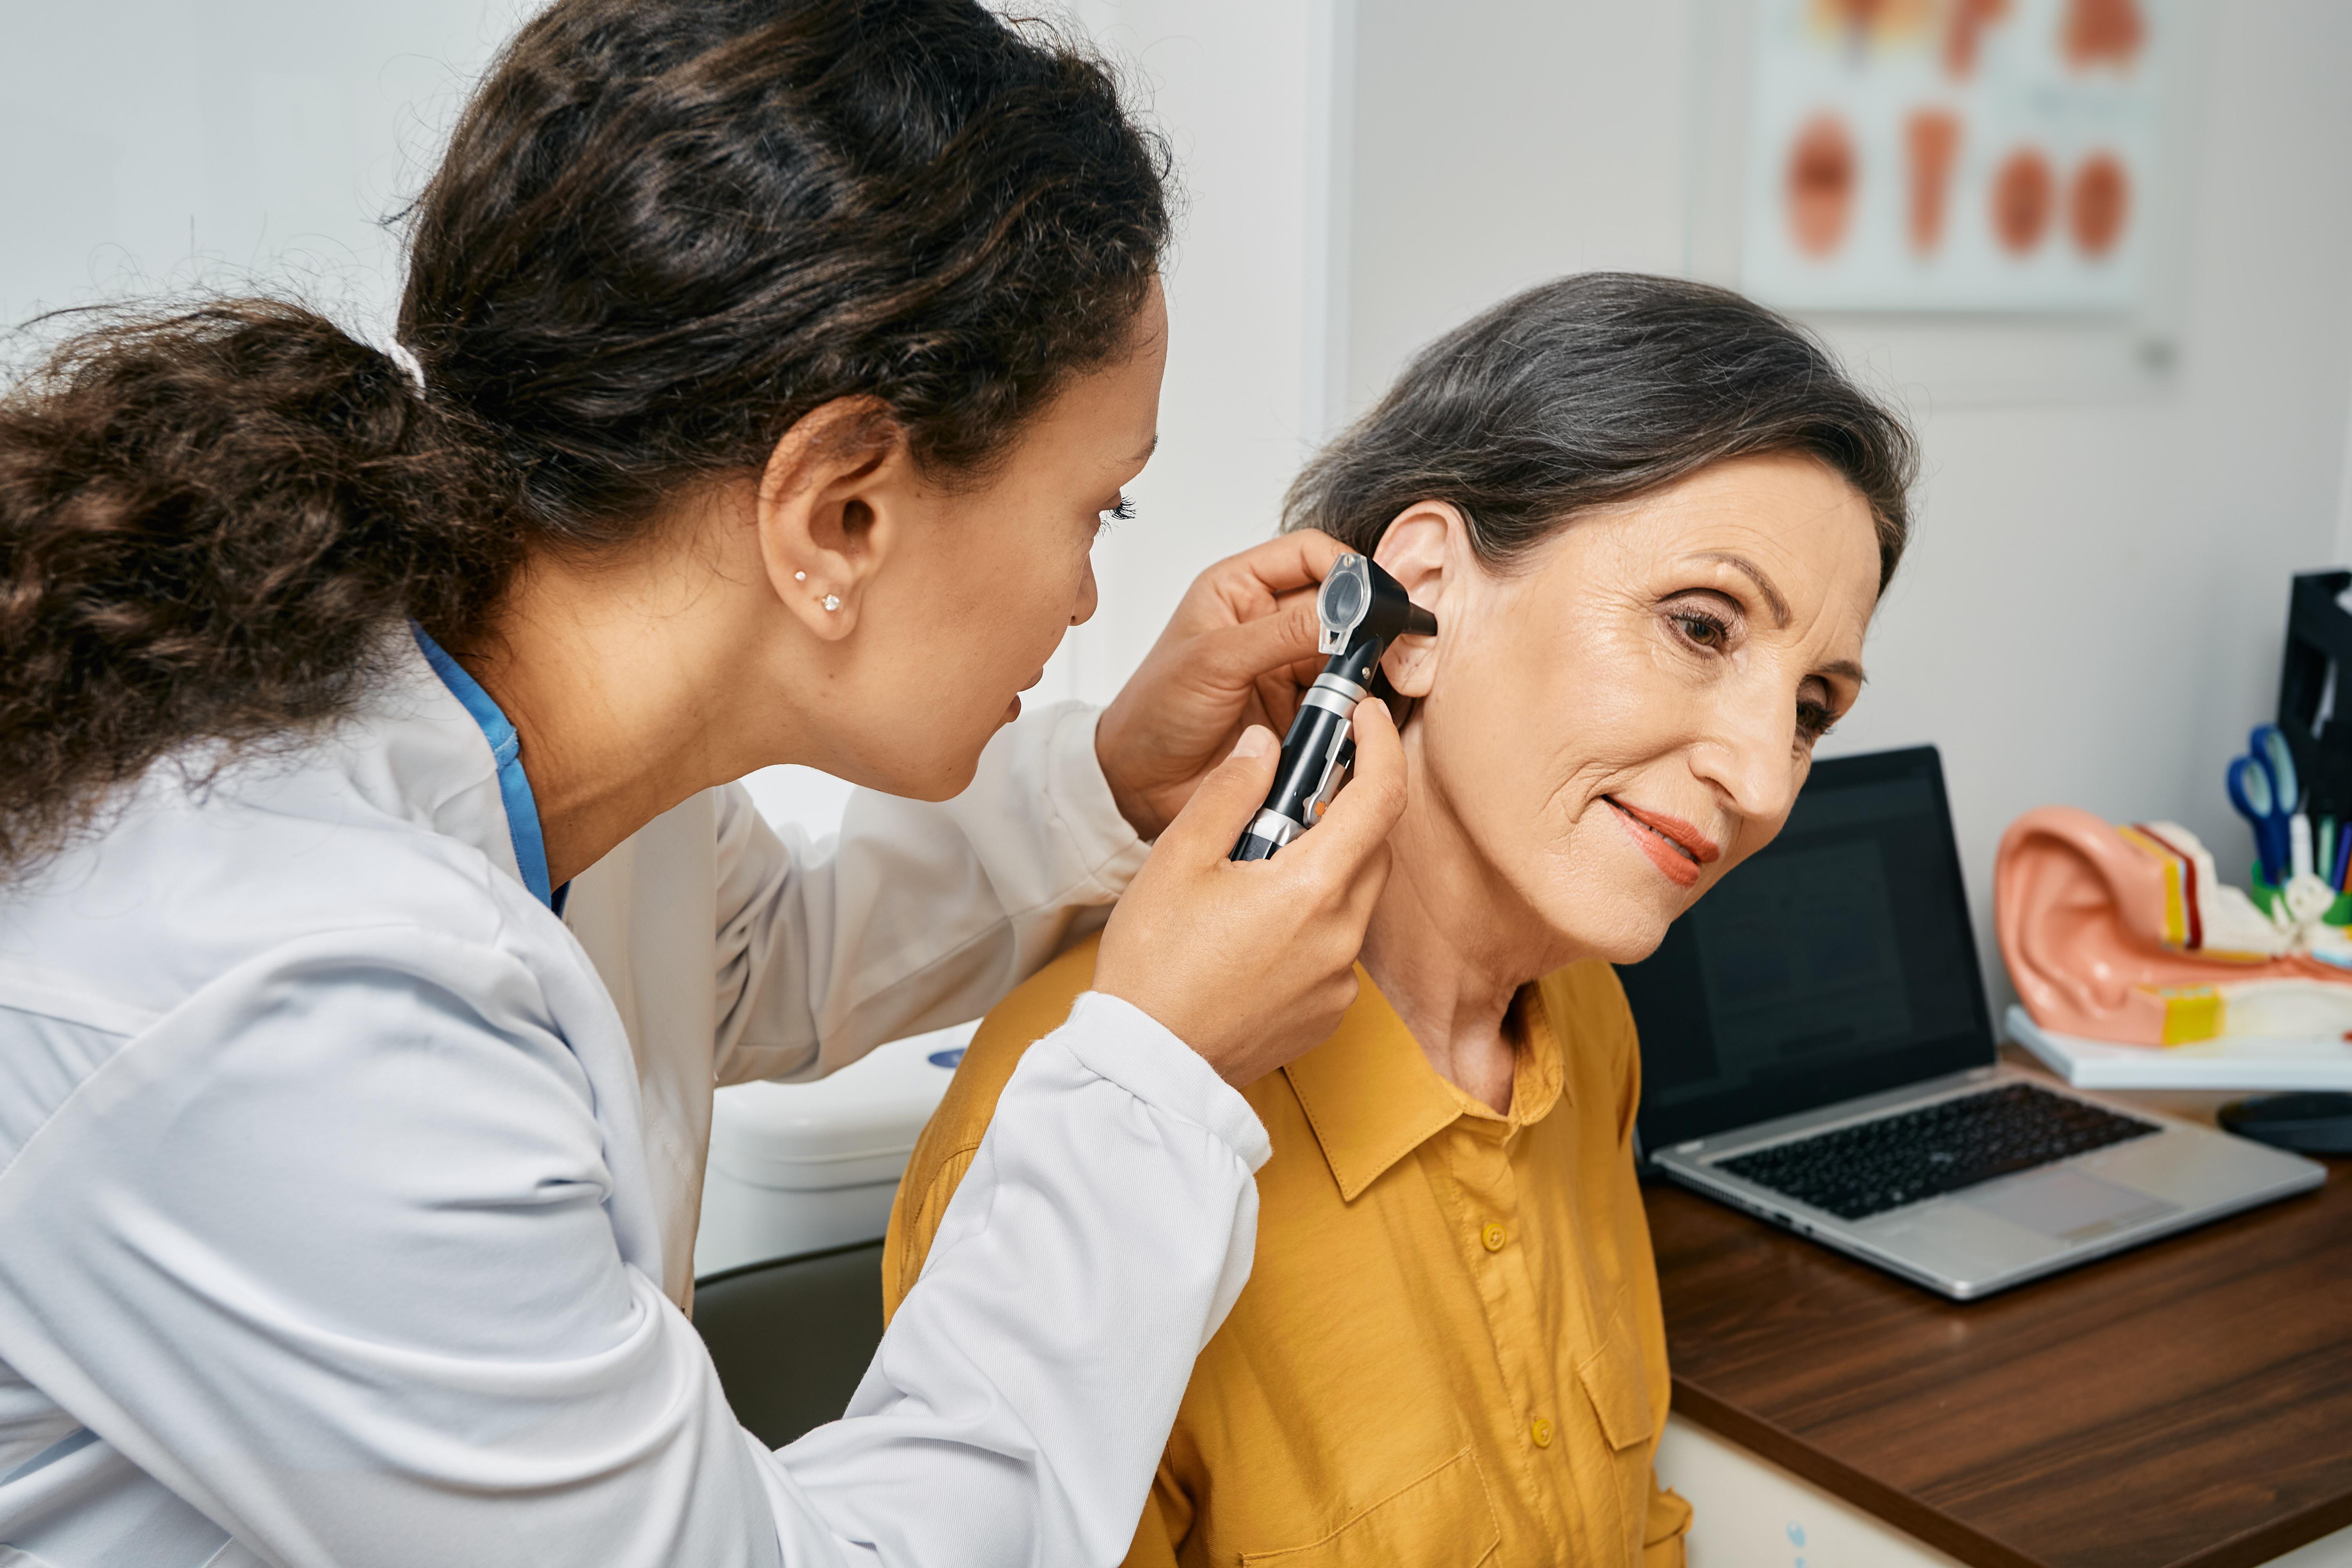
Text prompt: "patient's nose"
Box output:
[[1691, 684, 1802, 826]]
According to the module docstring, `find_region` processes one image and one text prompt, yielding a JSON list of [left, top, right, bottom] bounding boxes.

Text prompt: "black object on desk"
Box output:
[[2276, 569, 2352, 820], [2220, 1091, 2352, 1154]]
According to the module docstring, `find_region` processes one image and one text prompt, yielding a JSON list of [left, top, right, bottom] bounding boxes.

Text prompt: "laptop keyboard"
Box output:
[[1717, 1083, 2160, 1221]]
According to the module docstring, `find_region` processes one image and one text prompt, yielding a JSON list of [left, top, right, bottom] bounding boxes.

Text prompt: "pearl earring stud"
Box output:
[[794, 570, 806, 582], [822, 594, 842, 612]]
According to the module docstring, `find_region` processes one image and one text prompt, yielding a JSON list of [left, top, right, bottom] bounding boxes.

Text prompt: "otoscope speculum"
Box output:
[[1230, 554, 1437, 862]]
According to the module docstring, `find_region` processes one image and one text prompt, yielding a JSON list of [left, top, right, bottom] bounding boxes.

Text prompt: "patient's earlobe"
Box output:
[[1384, 632, 1438, 697]]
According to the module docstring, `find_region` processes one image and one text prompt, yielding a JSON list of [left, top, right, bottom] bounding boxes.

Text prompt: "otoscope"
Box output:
[[1231, 553, 1436, 861]]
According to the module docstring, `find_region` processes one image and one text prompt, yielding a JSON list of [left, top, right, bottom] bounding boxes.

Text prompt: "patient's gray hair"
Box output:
[[1286, 273, 1917, 592]]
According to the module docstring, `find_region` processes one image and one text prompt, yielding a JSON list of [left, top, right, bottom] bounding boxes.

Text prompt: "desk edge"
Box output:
[[1670, 1377, 2047, 1568], [1671, 1379, 2352, 1568], [2172, 1493, 2352, 1568]]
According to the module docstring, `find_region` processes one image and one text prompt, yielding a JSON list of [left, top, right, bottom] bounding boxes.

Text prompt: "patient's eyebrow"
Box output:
[[1820, 658, 1867, 685], [1695, 551, 1790, 628]]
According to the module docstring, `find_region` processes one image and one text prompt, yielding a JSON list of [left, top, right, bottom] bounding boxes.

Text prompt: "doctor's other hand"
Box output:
[[1095, 531, 1347, 843], [1095, 699, 1403, 1087]]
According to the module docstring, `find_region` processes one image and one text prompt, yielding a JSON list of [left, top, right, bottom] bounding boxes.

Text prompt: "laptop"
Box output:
[[1619, 745, 2326, 1300]]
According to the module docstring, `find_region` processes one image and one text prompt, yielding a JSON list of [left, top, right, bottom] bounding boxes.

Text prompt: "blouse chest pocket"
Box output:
[[1575, 1298, 1659, 1453], [1238, 1447, 1499, 1568]]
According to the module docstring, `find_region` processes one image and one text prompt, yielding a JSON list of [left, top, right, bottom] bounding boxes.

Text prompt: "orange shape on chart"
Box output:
[[1991, 147, 2054, 254], [1812, 0, 1935, 45], [1825, 0, 1893, 26], [2069, 152, 2129, 256], [1905, 110, 1962, 252], [2064, 0, 2145, 69], [1788, 114, 1857, 258], [1943, 0, 2010, 78]]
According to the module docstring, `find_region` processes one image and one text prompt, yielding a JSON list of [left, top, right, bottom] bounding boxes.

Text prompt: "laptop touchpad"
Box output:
[[1964, 1168, 2178, 1242]]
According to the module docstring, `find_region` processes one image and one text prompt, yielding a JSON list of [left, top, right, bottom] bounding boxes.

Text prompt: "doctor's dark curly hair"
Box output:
[[1287, 273, 1916, 592], [0, 0, 1171, 873]]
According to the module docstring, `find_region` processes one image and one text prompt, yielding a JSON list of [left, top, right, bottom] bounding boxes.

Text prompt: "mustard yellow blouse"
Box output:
[[884, 935, 1691, 1567]]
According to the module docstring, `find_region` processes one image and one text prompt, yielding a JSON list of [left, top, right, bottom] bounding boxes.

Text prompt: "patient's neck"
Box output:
[[1356, 741, 1581, 1116]]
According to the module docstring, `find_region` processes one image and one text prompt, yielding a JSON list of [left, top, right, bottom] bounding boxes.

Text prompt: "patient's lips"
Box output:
[[1604, 796, 1719, 889]]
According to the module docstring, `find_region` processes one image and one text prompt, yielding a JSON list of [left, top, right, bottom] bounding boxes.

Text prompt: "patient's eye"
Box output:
[[1796, 677, 1840, 742], [1099, 493, 1137, 531], [1665, 599, 1735, 651]]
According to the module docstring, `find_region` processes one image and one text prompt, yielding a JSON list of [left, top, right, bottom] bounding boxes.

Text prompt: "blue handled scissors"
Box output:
[[2229, 724, 2300, 884]]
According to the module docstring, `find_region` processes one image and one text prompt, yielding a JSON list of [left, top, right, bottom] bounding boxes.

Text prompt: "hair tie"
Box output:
[[381, 340, 428, 396]]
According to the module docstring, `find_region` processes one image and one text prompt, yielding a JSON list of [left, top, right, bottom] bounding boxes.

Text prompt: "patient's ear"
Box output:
[[1374, 501, 1457, 698]]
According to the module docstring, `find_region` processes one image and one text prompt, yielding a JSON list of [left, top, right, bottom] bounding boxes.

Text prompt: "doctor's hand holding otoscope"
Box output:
[[1096, 550, 1432, 1087]]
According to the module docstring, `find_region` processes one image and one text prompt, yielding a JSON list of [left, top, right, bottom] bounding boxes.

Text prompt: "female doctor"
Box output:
[[0, 2, 1401, 1564]]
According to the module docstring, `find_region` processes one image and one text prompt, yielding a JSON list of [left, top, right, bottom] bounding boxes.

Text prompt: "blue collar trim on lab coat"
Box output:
[[410, 622, 562, 913], [0, 1426, 99, 1488]]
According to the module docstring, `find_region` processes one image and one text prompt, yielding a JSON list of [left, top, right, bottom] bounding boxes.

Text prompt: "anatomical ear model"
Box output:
[[1996, 806, 2352, 1046]]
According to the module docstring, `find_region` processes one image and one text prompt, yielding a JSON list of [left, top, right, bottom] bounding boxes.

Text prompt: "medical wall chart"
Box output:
[[1742, 0, 2164, 313]]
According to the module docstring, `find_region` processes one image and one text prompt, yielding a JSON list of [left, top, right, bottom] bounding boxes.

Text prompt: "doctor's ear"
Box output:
[[753, 397, 910, 640], [1373, 501, 1459, 699]]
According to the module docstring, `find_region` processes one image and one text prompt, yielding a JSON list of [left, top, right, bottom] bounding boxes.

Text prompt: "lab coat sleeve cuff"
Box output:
[[1042, 702, 1152, 895], [1060, 990, 1273, 1173]]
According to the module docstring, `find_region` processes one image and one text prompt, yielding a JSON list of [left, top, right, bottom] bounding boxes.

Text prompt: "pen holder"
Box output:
[[2247, 862, 2352, 926]]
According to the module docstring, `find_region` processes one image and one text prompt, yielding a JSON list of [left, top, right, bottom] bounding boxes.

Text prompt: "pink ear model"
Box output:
[[1996, 806, 2352, 1045]]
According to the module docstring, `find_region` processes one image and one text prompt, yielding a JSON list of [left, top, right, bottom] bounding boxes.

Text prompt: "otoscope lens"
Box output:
[[1322, 570, 1363, 628]]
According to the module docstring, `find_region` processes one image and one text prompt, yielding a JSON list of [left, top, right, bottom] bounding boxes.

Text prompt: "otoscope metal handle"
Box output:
[[1230, 673, 1365, 861]]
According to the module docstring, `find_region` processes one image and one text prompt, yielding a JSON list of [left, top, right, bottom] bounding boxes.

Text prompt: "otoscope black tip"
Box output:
[[1404, 604, 1437, 639]]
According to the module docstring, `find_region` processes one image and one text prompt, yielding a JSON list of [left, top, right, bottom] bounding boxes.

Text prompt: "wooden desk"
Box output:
[[1646, 1064, 2352, 1568]]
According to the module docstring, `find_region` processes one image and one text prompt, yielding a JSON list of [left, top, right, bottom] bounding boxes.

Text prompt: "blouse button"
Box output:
[[1480, 1222, 1508, 1252], [1531, 1417, 1555, 1448]]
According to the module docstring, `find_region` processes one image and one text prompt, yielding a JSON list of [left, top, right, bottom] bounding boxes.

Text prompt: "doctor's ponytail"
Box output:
[[0, 0, 1171, 874], [0, 303, 520, 871]]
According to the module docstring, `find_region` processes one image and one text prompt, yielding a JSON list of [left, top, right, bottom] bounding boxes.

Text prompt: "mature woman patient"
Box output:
[[882, 273, 1916, 1567]]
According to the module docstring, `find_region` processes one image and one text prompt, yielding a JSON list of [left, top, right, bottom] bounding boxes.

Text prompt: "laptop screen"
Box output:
[[1619, 745, 1994, 1155]]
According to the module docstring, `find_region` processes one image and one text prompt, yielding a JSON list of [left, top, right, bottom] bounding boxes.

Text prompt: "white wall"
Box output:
[[1343, 0, 2352, 1013], [0, 0, 522, 341], [2336, 371, 2352, 566]]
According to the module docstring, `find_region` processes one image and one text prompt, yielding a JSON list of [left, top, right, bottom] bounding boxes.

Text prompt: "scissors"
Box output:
[[2229, 724, 2301, 885]]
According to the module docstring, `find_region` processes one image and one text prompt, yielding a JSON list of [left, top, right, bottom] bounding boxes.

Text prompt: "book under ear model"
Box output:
[[2006, 1004, 2352, 1092]]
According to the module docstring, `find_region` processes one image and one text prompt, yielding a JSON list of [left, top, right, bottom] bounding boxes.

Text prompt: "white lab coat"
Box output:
[[0, 635, 1270, 1568]]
